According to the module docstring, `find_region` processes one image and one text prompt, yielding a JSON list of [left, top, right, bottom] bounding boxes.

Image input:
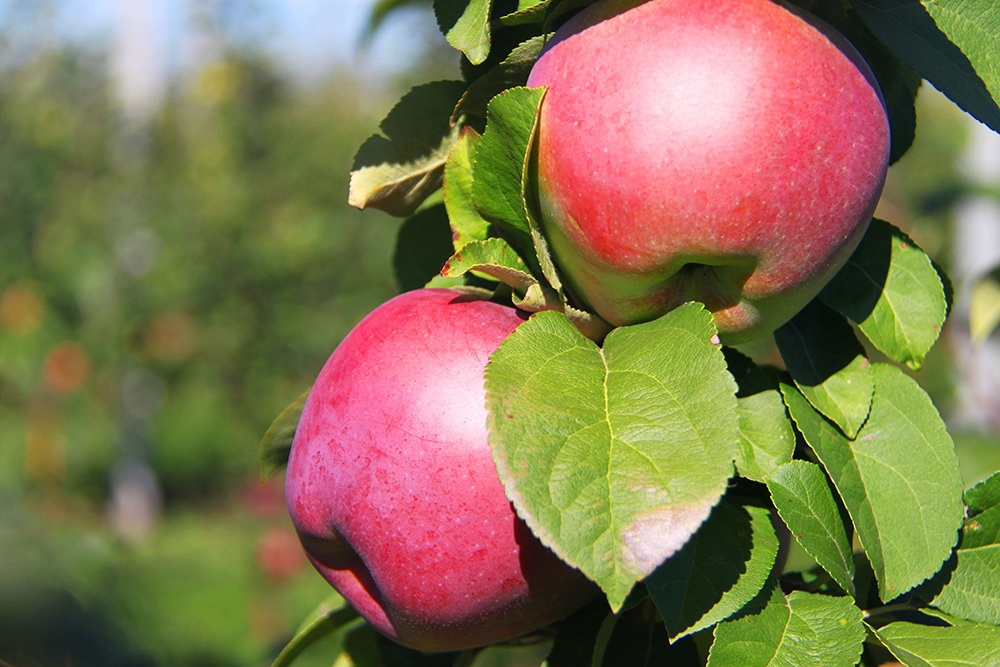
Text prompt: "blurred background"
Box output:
[[0, 1, 997, 665]]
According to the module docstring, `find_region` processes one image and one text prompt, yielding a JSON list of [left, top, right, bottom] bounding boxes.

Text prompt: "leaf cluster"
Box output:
[[263, 0, 1000, 664]]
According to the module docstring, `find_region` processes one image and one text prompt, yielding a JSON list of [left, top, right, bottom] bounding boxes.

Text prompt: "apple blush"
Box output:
[[528, 0, 891, 344], [285, 288, 597, 652]]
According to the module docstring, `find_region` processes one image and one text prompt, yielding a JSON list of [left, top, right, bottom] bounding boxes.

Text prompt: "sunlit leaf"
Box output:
[[708, 585, 864, 667], [960, 503, 1000, 551], [783, 365, 964, 601], [874, 620, 1000, 666], [923, 503, 1000, 625], [486, 304, 738, 610], [473, 84, 582, 318], [766, 460, 856, 595], [735, 389, 796, 483], [442, 128, 491, 250], [929, 545, 1000, 627], [722, 349, 795, 482], [441, 236, 540, 292], [820, 219, 947, 370], [434, 0, 492, 65], [966, 471, 1000, 517], [472, 86, 544, 249]]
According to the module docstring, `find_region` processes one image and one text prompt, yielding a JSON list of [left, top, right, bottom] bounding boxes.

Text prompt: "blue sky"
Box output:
[[39, 0, 437, 79]]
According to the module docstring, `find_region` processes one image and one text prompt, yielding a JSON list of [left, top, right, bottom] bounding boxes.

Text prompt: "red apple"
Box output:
[[527, 0, 891, 344], [285, 288, 597, 652]]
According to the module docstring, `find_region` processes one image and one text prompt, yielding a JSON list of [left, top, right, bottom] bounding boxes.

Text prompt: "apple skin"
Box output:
[[285, 288, 597, 652], [527, 0, 891, 344]]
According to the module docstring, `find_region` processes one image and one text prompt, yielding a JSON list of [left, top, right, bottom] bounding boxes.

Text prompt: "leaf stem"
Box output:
[[862, 602, 918, 620]]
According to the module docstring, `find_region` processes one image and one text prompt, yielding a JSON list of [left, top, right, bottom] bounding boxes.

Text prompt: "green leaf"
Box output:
[[271, 595, 359, 667], [970, 266, 1000, 342], [441, 237, 607, 338], [962, 503, 1000, 550], [452, 36, 547, 124], [586, 607, 621, 667], [472, 86, 544, 250], [647, 499, 779, 641], [499, 0, 592, 27], [875, 53, 922, 166], [472, 85, 588, 324], [441, 243, 556, 315], [765, 460, 856, 595], [929, 543, 1000, 627], [724, 349, 795, 483], [472, 85, 582, 322], [260, 390, 309, 479], [440, 237, 544, 294], [853, 0, 1000, 134], [735, 389, 797, 483], [499, 0, 551, 26], [874, 620, 1000, 666], [434, 0, 492, 65], [774, 300, 873, 439], [516, 0, 544, 9], [820, 219, 947, 370], [923, 502, 1000, 625], [486, 303, 739, 610], [349, 81, 466, 216], [708, 586, 864, 667], [965, 471, 1000, 517], [782, 364, 965, 601], [393, 204, 463, 291], [442, 128, 491, 250]]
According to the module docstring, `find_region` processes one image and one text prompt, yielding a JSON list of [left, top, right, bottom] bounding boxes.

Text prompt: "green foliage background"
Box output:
[[0, 6, 444, 665], [0, 3, 997, 667]]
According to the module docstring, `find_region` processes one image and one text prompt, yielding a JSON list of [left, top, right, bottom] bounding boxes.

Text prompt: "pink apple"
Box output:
[[285, 288, 597, 652], [527, 0, 891, 344]]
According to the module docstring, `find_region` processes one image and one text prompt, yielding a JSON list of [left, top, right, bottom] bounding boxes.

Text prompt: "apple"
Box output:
[[527, 0, 891, 344], [285, 288, 597, 652]]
